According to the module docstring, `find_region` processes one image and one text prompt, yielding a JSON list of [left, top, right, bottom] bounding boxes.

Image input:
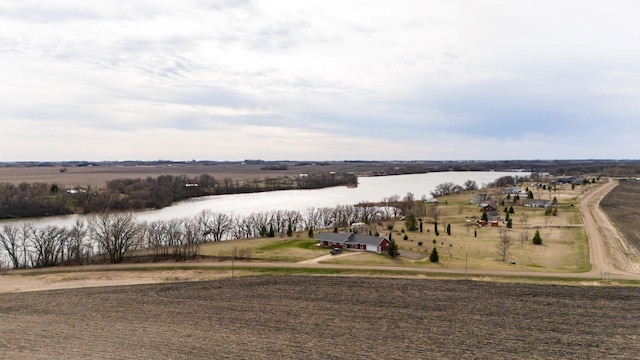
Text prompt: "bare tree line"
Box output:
[[0, 197, 413, 269]]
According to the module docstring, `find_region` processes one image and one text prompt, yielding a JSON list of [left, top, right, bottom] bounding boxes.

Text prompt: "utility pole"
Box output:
[[465, 251, 468, 280]]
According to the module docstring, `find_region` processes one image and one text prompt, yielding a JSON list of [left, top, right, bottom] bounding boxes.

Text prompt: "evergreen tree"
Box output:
[[260, 225, 267, 237], [308, 227, 314, 238], [419, 219, 423, 233], [268, 224, 275, 238], [405, 214, 417, 231], [287, 223, 293, 237], [333, 227, 338, 233], [387, 239, 399, 258], [429, 247, 439, 263], [507, 218, 513, 229], [527, 190, 534, 199], [509, 206, 515, 214], [446, 223, 451, 236], [481, 212, 488, 222], [532, 229, 542, 245]]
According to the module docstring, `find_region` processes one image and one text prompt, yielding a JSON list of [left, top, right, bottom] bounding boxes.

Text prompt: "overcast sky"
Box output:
[[1, 0, 639, 161]]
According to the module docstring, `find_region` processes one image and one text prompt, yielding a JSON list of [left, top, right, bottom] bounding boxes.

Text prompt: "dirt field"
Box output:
[[586, 180, 640, 274], [0, 162, 409, 188], [0, 163, 304, 188], [0, 276, 638, 360], [601, 180, 640, 254]]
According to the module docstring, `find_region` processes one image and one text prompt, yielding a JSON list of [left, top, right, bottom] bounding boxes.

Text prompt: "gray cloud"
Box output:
[[1, 1, 640, 161]]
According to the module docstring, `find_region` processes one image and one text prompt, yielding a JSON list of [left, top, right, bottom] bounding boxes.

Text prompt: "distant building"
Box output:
[[524, 199, 551, 208], [471, 193, 489, 205]]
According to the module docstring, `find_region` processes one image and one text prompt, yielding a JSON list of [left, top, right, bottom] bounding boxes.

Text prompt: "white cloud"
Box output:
[[1, 0, 640, 160]]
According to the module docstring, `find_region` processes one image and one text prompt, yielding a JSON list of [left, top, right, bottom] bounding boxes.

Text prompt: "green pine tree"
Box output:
[[429, 247, 439, 263], [387, 239, 399, 258], [532, 229, 543, 245]]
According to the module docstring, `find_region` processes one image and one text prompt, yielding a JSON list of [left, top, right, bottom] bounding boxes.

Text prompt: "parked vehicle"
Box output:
[[330, 248, 342, 255]]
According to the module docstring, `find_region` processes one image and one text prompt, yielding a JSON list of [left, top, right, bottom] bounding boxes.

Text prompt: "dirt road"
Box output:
[[579, 179, 640, 276]]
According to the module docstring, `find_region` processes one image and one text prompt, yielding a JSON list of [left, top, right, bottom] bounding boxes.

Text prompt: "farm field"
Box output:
[[0, 276, 638, 360], [601, 180, 640, 252]]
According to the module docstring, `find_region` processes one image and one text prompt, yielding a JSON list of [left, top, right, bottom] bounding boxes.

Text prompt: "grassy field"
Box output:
[[194, 182, 596, 273], [1, 276, 638, 359]]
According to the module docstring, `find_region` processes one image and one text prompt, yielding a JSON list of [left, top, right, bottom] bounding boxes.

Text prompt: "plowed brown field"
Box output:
[[1, 276, 638, 359]]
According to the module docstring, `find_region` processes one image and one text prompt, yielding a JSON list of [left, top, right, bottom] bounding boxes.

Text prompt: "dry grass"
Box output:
[[0, 276, 638, 359], [191, 185, 592, 272]]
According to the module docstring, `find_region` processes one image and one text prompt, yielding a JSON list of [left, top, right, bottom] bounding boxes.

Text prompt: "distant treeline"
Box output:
[[0, 172, 357, 219], [4, 159, 640, 177]]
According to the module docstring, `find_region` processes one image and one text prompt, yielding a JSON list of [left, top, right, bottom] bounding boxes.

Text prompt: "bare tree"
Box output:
[[496, 227, 514, 261], [89, 212, 140, 264], [464, 180, 479, 192], [67, 219, 88, 264], [427, 202, 441, 223], [30, 225, 67, 267], [431, 182, 457, 197], [145, 221, 172, 256], [178, 218, 202, 258], [0, 224, 25, 269], [198, 210, 231, 242], [520, 228, 529, 247]]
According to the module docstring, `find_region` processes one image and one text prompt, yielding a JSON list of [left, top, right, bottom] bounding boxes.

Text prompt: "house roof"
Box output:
[[316, 232, 386, 247], [351, 234, 386, 246], [316, 232, 352, 244], [524, 199, 551, 205]]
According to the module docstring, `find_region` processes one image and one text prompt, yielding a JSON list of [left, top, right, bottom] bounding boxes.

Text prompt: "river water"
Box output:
[[4, 171, 523, 228]]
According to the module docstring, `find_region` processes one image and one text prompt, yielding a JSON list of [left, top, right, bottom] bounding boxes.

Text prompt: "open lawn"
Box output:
[[0, 276, 638, 359], [190, 182, 597, 273]]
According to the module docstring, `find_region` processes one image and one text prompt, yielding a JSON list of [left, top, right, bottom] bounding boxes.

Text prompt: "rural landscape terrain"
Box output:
[[1, 161, 640, 359], [1, 276, 639, 359]]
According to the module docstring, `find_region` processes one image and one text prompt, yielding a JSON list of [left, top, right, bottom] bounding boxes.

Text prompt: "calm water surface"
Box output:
[[6, 171, 524, 227]]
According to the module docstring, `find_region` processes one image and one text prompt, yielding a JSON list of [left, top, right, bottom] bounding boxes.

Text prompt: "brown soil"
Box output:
[[0, 162, 400, 188], [583, 180, 640, 274], [0, 163, 302, 188], [601, 180, 640, 253], [0, 276, 638, 360]]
